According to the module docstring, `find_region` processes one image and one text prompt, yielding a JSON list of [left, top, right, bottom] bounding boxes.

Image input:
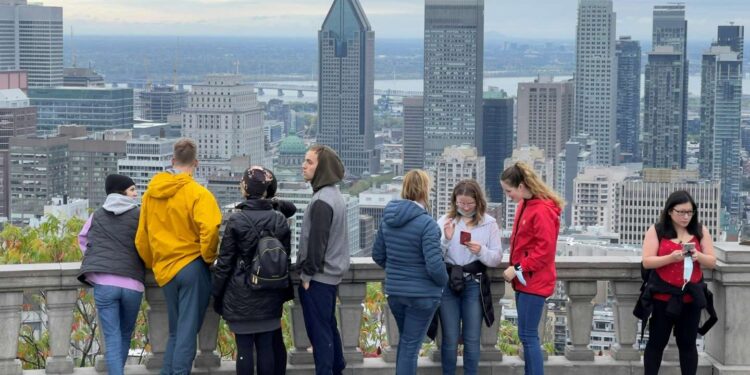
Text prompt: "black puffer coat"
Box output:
[[212, 199, 293, 322]]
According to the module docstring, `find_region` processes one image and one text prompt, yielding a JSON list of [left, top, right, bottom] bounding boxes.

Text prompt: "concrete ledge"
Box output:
[[19, 354, 715, 375]]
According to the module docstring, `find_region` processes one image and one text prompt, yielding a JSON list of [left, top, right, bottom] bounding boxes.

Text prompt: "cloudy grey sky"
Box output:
[[44, 0, 748, 41]]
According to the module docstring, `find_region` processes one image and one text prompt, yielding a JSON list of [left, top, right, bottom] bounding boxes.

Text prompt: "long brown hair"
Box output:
[[447, 179, 487, 226], [401, 169, 432, 213], [500, 161, 565, 209]]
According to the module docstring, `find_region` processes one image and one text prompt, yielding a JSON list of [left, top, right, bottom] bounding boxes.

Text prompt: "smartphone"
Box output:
[[683, 243, 696, 257], [460, 231, 471, 245]]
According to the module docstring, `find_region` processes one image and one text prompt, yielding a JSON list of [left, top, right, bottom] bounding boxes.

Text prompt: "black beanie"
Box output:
[[241, 167, 271, 199], [105, 174, 135, 195]]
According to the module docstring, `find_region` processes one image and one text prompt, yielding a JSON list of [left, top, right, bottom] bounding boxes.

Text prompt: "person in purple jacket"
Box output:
[[77, 174, 144, 375]]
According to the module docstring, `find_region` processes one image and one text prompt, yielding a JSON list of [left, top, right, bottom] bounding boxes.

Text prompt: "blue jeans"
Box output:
[[516, 292, 545, 375], [161, 258, 212, 375], [387, 295, 441, 375], [298, 281, 346, 375], [93, 284, 143, 375], [439, 279, 482, 375]]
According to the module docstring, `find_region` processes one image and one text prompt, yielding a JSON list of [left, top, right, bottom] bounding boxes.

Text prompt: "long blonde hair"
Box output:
[[500, 161, 565, 209], [401, 169, 432, 212]]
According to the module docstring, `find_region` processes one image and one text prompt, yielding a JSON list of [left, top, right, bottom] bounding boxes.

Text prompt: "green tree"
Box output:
[[0, 216, 103, 369]]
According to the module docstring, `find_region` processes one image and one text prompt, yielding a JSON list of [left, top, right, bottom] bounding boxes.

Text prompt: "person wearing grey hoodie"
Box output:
[[77, 174, 144, 375], [297, 144, 349, 375]]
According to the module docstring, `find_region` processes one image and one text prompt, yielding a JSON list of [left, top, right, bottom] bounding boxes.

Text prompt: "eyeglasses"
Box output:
[[671, 209, 695, 217], [456, 201, 476, 208]]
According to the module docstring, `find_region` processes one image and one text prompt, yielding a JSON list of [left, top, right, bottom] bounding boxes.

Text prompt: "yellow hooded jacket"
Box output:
[[135, 171, 222, 287]]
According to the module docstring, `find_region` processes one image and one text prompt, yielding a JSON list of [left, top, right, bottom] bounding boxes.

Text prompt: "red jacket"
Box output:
[[509, 198, 562, 297]]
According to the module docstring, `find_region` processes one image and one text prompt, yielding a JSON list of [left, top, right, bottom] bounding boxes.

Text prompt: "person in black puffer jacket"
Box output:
[[212, 166, 294, 375]]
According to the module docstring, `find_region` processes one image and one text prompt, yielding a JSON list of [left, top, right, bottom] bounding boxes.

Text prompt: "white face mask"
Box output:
[[457, 208, 476, 217], [683, 243, 694, 286]]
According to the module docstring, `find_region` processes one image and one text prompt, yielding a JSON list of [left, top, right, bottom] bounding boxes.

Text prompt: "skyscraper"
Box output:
[[317, 0, 378, 177], [29, 87, 134, 134], [0, 0, 63, 88], [615, 36, 641, 162], [117, 137, 175, 193], [574, 0, 617, 166], [503, 146, 554, 230], [517, 77, 574, 159], [645, 4, 688, 168], [618, 169, 720, 245], [140, 85, 188, 122], [482, 91, 514, 203], [182, 74, 264, 179], [67, 131, 128, 209], [402, 96, 424, 172], [9, 134, 69, 223], [643, 46, 685, 169], [653, 4, 688, 55], [718, 24, 744, 59], [424, 0, 484, 161], [556, 134, 596, 227], [700, 40, 743, 217], [0, 88, 35, 219], [572, 166, 631, 233], [433, 145, 485, 218]]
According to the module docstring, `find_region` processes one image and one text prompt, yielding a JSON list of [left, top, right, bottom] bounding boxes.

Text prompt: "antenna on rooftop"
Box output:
[[70, 26, 76, 68], [172, 38, 180, 86], [144, 57, 152, 90]]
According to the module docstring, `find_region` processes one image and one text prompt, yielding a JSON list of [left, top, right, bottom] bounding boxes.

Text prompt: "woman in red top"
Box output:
[[642, 190, 716, 375], [500, 162, 564, 375]]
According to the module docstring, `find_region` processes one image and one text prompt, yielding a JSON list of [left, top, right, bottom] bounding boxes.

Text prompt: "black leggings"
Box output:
[[643, 300, 702, 375], [235, 328, 287, 375]]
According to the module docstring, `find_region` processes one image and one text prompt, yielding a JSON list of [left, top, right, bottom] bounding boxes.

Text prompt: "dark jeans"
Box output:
[[93, 284, 143, 375], [387, 295, 441, 375], [298, 280, 346, 375], [644, 300, 702, 375], [235, 328, 287, 375], [161, 258, 212, 375], [439, 279, 482, 375], [516, 292, 545, 375]]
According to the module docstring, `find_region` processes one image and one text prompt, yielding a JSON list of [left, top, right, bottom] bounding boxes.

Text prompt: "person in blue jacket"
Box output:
[[372, 169, 448, 375]]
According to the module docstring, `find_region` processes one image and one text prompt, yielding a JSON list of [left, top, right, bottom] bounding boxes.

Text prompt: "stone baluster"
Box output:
[[480, 281, 505, 361], [288, 285, 313, 365], [0, 292, 23, 375], [564, 281, 597, 361], [381, 301, 399, 363], [45, 289, 78, 374], [611, 280, 642, 361], [338, 282, 366, 363], [704, 243, 750, 373], [144, 285, 168, 370], [194, 297, 221, 368], [93, 298, 107, 373]]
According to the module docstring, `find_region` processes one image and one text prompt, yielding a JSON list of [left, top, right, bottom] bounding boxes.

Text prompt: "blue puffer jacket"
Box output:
[[372, 200, 448, 297]]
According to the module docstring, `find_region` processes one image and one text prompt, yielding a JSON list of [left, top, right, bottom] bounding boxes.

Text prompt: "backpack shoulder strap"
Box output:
[[236, 210, 260, 238]]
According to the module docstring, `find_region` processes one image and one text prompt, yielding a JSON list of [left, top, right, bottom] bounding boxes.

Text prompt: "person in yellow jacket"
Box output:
[[135, 138, 221, 375]]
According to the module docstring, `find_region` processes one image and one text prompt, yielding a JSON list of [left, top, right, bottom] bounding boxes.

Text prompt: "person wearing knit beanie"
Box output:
[[105, 174, 136, 195], [77, 172, 142, 375]]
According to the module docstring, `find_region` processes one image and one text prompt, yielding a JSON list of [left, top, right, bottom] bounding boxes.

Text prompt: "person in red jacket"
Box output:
[[500, 162, 564, 375]]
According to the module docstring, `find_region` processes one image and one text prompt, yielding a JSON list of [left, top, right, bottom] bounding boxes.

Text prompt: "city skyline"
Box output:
[[45, 0, 748, 42]]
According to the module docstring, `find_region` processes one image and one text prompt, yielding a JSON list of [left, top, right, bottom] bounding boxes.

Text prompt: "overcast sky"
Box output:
[[43, 0, 748, 41]]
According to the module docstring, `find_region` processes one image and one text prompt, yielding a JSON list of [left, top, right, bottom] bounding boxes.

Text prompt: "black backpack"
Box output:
[[240, 211, 290, 291]]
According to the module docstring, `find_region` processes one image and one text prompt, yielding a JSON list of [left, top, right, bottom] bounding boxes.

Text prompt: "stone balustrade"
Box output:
[[0, 243, 748, 374]]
